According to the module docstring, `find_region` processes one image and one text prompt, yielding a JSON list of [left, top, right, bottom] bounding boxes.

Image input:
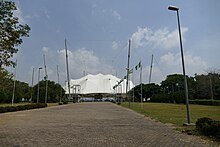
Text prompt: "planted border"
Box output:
[[190, 100, 220, 106], [0, 103, 47, 113], [196, 117, 220, 139]]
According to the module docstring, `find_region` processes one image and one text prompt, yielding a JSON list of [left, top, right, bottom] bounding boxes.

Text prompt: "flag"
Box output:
[[119, 79, 123, 84], [44, 75, 48, 80], [129, 69, 133, 74], [135, 61, 141, 70], [138, 61, 141, 68]]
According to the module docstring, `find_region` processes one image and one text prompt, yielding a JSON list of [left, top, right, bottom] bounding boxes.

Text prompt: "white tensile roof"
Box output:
[[65, 73, 134, 94]]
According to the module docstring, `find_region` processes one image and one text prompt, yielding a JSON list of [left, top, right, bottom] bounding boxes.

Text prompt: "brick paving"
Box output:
[[0, 102, 216, 147]]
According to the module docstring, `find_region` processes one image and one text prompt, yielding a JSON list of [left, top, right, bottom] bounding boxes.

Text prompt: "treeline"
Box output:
[[0, 68, 65, 103], [129, 73, 220, 103]]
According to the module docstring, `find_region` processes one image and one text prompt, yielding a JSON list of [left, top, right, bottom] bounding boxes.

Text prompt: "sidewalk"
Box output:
[[0, 102, 214, 147]]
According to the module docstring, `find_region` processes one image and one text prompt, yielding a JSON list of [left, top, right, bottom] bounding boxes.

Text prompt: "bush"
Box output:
[[58, 102, 63, 105], [196, 117, 220, 138], [0, 107, 6, 113], [190, 100, 220, 106], [63, 101, 68, 104], [150, 91, 185, 104], [0, 103, 48, 113]]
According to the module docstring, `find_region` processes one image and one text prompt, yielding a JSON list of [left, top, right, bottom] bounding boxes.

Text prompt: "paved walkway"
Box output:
[[0, 102, 215, 147]]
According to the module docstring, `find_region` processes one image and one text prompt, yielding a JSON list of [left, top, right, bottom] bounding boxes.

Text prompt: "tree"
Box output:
[[0, 68, 13, 103], [0, 1, 30, 67], [0, 68, 30, 103], [33, 80, 65, 103], [195, 73, 220, 100], [160, 74, 196, 99], [130, 83, 161, 102]]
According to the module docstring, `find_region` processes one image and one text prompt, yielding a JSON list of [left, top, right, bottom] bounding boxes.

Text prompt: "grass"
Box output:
[[121, 102, 220, 127], [47, 103, 59, 107], [0, 102, 31, 107]]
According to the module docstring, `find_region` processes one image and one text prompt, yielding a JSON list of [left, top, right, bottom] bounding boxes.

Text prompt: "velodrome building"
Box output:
[[64, 73, 134, 98]]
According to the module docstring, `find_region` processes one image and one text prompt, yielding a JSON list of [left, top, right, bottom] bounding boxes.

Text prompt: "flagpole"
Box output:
[[132, 70, 135, 108], [57, 65, 62, 103], [126, 40, 131, 108], [30, 67, 34, 102], [140, 61, 143, 109], [65, 39, 71, 100], [149, 54, 153, 84], [43, 54, 48, 104], [12, 59, 17, 106]]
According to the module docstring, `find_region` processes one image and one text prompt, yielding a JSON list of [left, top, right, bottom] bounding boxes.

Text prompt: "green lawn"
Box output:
[[121, 102, 220, 127], [0, 103, 31, 107]]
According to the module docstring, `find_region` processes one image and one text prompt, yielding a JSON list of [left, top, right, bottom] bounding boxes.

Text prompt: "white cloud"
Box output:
[[142, 65, 166, 85], [13, 2, 25, 24], [131, 26, 188, 49], [42, 47, 49, 53], [39, 8, 50, 19], [112, 10, 121, 20], [92, 3, 97, 8], [57, 48, 115, 80], [129, 52, 208, 85], [160, 52, 207, 76], [112, 41, 119, 50], [56, 29, 60, 33]]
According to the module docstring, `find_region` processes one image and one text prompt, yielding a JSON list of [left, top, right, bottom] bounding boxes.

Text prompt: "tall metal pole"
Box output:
[[149, 54, 153, 84], [209, 74, 214, 100], [132, 71, 135, 107], [30, 67, 35, 102], [57, 65, 62, 103], [37, 67, 42, 103], [140, 62, 143, 109], [168, 6, 191, 124], [43, 54, 48, 104], [12, 59, 17, 106], [126, 40, 131, 107], [176, 10, 190, 124], [65, 39, 71, 100]]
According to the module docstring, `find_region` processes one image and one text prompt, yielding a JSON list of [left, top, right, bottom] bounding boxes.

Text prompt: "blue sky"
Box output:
[[9, 0, 220, 86]]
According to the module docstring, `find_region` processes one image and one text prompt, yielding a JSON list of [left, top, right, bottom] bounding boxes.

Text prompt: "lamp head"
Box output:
[[168, 5, 179, 11]]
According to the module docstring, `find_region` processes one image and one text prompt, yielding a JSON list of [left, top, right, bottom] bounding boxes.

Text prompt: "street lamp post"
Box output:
[[168, 5, 191, 124], [37, 67, 43, 103]]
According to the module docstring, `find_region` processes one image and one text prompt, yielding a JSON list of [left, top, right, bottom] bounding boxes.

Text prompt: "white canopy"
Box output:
[[65, 73, 134, 94]]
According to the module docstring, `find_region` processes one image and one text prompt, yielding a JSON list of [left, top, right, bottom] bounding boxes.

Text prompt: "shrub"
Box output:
[[63, 101, 68, 104], [150, 91, 185, 104], [5, 106, 16, 112], [0, 103, 48, 113], [196, 117, 220, 138], [58, 102, 63, 105], [190, 100, 220, 106], [0, 107, 6, 113]]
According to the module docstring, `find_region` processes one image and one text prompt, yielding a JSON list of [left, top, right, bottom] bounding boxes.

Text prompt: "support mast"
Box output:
[[43, 54, 48, 104], [65, 39, 71, 99], [149, 54, 153, 84], [126, 40, 131, 107]]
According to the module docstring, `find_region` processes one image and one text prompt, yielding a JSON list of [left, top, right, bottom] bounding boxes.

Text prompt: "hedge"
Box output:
[[150, 91, 185, 104], [196, 117, 220, 139], [190, 100, 220, 106], [0, 103, 48, 113]]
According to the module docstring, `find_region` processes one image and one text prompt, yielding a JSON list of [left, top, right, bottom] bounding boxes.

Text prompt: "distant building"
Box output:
[[64, 73, 134, 95]]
